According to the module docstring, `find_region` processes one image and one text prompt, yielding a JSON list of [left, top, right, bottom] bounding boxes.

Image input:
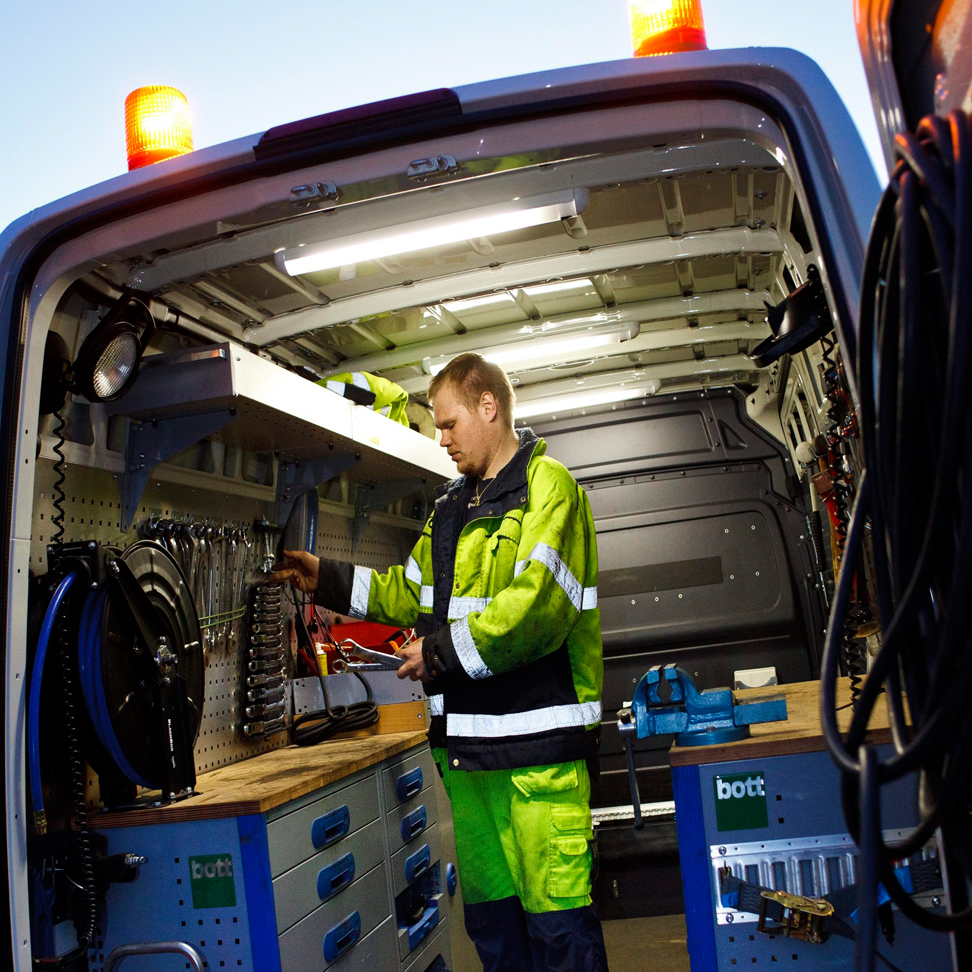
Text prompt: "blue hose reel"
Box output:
[[32, 540, 204, 810]]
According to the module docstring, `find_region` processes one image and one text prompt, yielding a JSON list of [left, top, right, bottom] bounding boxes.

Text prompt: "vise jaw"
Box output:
[[617, 664, 787, 748]]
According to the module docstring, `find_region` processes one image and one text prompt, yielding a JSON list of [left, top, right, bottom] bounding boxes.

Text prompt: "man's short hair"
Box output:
[[428, 353, 515, 426]]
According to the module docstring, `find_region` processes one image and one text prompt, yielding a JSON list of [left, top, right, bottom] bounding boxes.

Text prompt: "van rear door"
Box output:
[[857, 0, 972, 168]]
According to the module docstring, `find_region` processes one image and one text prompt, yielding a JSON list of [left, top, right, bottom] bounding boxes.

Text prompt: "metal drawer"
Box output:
[[402, 919, 452, 972], [329, 915, 399, 972], [385, 793, 435, 852], [268, 774, 379, 877], [274, 817, 385, 934], [390, 823, 441, 897], [381, 747, 435, 811], [278, 863, 390, 972]]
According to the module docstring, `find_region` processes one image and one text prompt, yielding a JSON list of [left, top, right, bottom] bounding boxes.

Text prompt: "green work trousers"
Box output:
[[434, 751, 594, 913]]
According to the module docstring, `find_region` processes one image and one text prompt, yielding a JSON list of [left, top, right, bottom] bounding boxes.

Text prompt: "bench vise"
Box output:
[[617, 664, 787, 828]]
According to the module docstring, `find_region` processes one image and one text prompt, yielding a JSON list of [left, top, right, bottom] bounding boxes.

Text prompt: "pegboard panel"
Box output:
[[88, 817, 255, 972], [32, 454, 426, 793]]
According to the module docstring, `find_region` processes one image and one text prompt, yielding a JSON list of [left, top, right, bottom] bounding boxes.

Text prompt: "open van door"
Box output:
[[857, 0, 972, 168]]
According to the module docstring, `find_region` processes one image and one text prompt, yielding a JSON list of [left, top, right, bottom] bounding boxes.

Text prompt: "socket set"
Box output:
[[241, 581, 289, 739]]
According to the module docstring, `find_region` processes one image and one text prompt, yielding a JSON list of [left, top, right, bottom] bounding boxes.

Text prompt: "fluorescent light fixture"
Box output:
[[424, 323, 639, 375], [514, 379, 660, 419], [276, 189, 589, 277], [522, 278, 594, 297], [442, 293, 516, 312]]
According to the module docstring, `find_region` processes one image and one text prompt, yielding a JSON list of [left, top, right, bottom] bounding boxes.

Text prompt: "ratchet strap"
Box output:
[[719, 856, 942, 971]]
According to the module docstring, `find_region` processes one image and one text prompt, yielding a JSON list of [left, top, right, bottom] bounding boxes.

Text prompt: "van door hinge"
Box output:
[[289, 182, 339, 205], [407, 154, 459, 179]]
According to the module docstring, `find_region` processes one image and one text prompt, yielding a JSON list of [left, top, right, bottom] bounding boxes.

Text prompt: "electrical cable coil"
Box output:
[[821, 109, 972, 971]]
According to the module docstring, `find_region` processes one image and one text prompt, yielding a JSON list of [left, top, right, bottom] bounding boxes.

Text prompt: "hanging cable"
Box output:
[[289, 589, 379, 746], [821, 110, 972, 957], [49, 409, 67, 546], [53, 582, 99, 968]]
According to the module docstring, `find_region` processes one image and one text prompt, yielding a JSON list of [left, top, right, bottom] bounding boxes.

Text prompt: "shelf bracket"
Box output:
[[119, 409, 237, 530], [352, 477, 426, 550], [275, 455, 357, 527]]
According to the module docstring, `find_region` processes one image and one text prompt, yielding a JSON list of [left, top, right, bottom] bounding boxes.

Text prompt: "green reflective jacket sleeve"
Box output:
[[352, 519, 432, 627]]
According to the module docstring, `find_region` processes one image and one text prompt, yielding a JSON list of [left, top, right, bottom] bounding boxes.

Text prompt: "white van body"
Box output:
[[0, 46, 886, 970]]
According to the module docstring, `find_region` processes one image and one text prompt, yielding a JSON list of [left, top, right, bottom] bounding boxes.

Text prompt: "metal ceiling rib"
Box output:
[[243, 225, 782, 346], [324, 290, 772, 375]]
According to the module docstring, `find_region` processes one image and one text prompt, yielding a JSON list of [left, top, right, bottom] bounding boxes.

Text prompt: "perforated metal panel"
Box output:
[[87, 817, 255, 972], [32, 453, 424, 786]]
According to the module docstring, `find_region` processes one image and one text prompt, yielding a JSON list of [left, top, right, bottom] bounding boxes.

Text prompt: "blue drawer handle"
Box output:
[[406, 900, 440, 951], [404, 843, 431, 884], [396, 766, 423, 801], [323, 910, 361, 963], [311, 804, 350, 849], [400, 805, 427, 843], [317, 852, 355, 900]]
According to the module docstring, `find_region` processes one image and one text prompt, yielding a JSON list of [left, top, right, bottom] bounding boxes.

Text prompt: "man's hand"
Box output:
[[397, 638, 431, 683], [270, 550, 320, 594]]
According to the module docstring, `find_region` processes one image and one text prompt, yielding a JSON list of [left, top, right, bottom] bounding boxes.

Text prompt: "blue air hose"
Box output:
[[28, 571, 75, 833], [77, 589, 153, 789]]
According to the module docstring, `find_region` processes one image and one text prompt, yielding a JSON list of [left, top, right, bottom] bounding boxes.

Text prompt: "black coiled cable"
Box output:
[[289, 589, 379, 746], [49, 410, 66, 545], [40, 406, 100, 968], [54, 594, 98, 967], [821, 110, 972, 970]]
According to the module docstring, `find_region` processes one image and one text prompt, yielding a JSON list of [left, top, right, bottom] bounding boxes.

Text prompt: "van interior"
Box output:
[[27, 87, 855, 958]]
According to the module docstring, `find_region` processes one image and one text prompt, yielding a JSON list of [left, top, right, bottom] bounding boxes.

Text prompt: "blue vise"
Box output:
[[622, 664, 787, 748]]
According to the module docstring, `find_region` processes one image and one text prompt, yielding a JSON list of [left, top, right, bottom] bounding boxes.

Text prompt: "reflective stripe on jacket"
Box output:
[[317, 429, 603, 771]]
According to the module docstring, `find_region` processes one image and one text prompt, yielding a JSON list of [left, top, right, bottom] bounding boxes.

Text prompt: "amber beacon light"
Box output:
[[629, 0, 707, 57], [124, 85, 194, 170]]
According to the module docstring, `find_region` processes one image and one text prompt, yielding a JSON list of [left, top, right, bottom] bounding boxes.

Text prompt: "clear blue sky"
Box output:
[[0, 0, 884, 236]]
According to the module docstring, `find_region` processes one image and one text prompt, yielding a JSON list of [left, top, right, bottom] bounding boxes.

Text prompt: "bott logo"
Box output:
[[191, 858, 233, 879], [713, 771, 768, 831], [716, 776, 765, 800], [188, 853, 237, 909]]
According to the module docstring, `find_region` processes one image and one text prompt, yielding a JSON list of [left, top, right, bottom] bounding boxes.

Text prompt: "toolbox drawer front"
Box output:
[[274, 817, 385, 934], [381, 747, 435, 810], [402, 920, 452, 972], [386, 794, 433, 852], [390, 823, 441, 897], [278, 863, 389, 972], [268, 774, 379, 877], [329, 915, 399, 971]]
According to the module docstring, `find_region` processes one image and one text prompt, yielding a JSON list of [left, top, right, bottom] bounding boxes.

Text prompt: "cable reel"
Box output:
[[46, 539, 204, 806]]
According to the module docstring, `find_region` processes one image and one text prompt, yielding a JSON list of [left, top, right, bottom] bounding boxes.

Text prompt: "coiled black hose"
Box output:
[[821, 110, 972, 966], [55, 592, 98, 966]]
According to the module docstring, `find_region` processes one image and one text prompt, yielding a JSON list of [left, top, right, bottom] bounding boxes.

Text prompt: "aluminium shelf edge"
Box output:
[[109, 342, 457, 485]]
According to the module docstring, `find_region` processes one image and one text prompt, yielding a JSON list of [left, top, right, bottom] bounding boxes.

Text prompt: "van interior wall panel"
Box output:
[[536, 388, 824, 809], [29, 450, 414, 796]]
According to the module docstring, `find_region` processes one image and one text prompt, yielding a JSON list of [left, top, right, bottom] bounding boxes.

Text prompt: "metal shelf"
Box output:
[[108, 342, 455, 529]]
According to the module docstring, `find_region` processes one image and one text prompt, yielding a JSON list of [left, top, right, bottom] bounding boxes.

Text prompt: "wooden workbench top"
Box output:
[[669, 678, 893, 767], [93, 730, 429, 829]]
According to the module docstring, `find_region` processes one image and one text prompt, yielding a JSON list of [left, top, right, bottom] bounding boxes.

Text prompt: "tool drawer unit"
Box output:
[[88, 733, 454, 972], [670, 681, 949, 972]]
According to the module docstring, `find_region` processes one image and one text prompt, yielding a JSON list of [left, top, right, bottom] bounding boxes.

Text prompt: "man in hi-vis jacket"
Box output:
[[274, 353, 608, 972]]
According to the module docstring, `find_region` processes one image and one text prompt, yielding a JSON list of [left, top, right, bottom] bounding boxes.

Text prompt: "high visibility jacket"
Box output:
[[318, 371, 410, 426], [317, 429, 603, 771]]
